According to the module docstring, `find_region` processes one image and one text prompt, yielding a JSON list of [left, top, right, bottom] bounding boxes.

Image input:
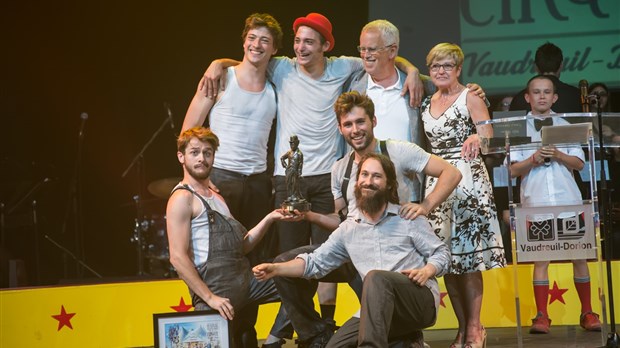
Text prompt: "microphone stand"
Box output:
[[121, 112, 173, 276], [60, 117, 87, 278], [594, 97, 619, 348], [44, 234, 102, 278], [7, 178, 51, 285], [6, 177, 52, 215], [6, 177, 52, 285]]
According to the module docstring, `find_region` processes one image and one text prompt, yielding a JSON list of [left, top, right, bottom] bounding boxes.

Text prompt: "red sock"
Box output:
[[574, 277, 592, 313], [533, 280, 549, 316]]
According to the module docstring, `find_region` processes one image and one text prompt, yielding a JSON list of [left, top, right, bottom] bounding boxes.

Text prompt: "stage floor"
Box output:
[[263, 326, 606, 348]]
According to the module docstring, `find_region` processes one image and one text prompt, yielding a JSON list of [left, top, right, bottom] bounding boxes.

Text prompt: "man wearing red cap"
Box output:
[[202, 12, 424, 345]]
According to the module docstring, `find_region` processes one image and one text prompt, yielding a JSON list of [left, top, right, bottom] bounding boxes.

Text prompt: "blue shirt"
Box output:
[[297, 202, 450, 316]]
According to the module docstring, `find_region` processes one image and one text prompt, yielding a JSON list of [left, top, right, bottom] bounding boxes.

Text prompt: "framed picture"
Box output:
[[153, 310, 230, 348]]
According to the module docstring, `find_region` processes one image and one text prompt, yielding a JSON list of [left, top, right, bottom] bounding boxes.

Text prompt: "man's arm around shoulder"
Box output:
[[182, 76, 218, 132], [409, 155, 461, 219]]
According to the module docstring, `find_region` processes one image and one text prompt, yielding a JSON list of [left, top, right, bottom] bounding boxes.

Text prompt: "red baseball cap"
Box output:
[[293, 13, 335, 52]]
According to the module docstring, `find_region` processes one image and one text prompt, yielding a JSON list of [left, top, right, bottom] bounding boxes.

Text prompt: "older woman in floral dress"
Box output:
[[421, 43, 506, 348]]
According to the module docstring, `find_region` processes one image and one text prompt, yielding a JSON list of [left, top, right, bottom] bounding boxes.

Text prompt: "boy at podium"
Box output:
[[508, 75, 601, 334]]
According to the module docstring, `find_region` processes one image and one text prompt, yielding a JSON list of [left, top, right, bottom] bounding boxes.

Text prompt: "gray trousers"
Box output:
[[326, 270, 436, 348], [272, 245, 361, 341]]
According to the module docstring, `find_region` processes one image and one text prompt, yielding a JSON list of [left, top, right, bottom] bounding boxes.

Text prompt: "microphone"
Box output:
[[579, 79, 589, 112], [79, 112, 89, 138], [164, 102, 174, 129], [542, 145, 551, 166], [587, 93, 600, 108]]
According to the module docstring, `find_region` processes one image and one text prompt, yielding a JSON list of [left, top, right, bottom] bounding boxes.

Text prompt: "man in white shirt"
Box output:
[[346, 20, 486, 202]]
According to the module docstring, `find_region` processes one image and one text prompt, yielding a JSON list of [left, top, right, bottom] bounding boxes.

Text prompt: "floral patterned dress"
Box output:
[[421, 88, 506, 274]]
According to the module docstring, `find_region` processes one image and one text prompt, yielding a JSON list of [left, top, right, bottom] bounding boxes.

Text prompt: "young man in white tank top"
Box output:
[[182, 13, 281, 265], [180, 14, 291, 346]]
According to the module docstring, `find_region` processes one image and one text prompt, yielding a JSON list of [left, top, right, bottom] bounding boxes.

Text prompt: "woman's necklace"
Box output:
[[437, 85, 463, 104], [431, 85, 464, 117]]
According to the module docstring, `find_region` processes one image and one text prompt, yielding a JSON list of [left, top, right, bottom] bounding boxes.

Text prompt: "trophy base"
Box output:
[[282, 200, 311, 214]]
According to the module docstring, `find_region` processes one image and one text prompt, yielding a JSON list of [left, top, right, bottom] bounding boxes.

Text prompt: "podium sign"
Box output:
[[514, 203, 595, 262]]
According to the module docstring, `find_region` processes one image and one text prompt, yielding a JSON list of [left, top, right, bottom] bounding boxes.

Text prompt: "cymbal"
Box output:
[[147, 177, 181, 198]]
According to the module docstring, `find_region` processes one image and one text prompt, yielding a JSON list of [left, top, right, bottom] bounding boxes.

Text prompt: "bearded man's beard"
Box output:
[[186, 163, 211, 180], [354, 183, 389, 216]]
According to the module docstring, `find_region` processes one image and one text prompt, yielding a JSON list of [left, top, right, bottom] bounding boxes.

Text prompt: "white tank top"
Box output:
[[209, 67, 277, 175]]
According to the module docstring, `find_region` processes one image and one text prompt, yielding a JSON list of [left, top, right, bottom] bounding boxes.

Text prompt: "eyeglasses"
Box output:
[[429, 63, 457, 72], [357, 44, 395, 55], [592, 91, 608, 97]]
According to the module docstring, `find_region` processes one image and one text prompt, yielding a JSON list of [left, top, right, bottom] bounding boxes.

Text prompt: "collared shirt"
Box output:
[[366, 69, 411, 142], [510, 112, 585, 205], [297, 203, 450, 316]]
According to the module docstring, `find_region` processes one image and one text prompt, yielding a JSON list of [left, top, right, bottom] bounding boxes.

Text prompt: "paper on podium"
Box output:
[[541, 122, 591, 145], [478, 113, 620, 154]]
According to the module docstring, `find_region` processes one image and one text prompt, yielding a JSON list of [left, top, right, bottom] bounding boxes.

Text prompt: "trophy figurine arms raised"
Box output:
[[280, 135, 311, 214]]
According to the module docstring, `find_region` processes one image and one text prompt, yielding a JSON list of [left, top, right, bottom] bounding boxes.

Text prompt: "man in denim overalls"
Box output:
[[166, 127, 290, 347]]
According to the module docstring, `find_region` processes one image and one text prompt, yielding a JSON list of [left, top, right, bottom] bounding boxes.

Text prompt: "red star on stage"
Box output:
[[548, 281, 568, 305], [439, 292, 448, 308], [51, 305, 76, 331], [171, 297, 193, 312]]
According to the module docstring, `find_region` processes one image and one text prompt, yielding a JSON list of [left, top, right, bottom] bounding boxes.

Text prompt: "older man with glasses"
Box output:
[[346, 20, 487, 205]]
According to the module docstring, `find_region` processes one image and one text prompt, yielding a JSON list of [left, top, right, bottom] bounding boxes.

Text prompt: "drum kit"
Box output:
[[129, 177, 180, 278]]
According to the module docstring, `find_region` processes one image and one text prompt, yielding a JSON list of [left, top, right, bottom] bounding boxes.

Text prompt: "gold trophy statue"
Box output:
[[280, 135, 311, 214]]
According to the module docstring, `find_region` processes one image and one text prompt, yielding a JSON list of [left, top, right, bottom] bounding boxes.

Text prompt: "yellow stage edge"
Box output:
[[1, 261, 618, 347]]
